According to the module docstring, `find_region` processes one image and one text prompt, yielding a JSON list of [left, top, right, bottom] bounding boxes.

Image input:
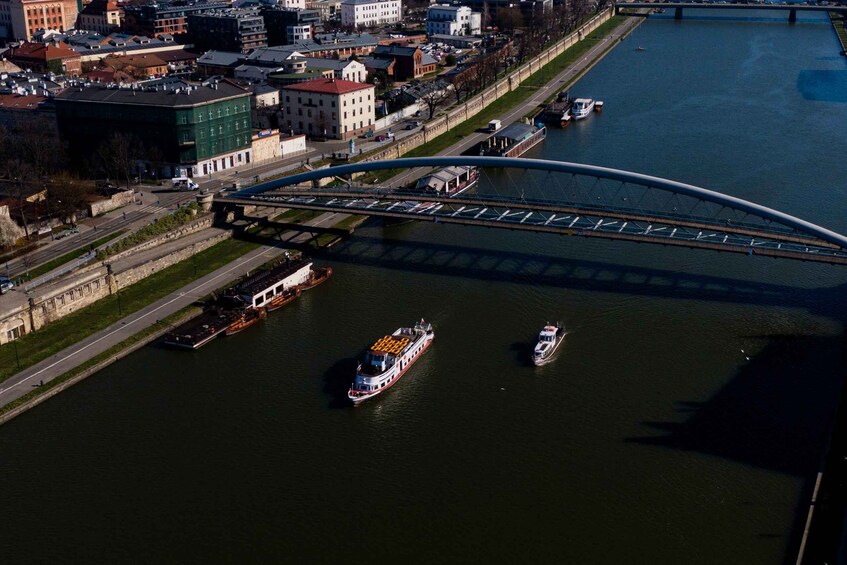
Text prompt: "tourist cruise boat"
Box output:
[[348, 320, 434, 404], [571, 98, 596, 120], [532, 322, 565, 366]]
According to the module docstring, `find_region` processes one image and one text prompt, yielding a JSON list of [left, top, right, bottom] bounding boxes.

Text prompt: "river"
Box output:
[[2, 9, 846, 564]]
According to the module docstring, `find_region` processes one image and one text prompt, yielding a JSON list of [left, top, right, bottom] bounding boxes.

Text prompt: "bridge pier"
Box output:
[[674, 6, 683, 20], [789, 8, 797, 23]]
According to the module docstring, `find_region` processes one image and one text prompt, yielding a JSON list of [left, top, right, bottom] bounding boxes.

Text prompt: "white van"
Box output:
[[171, 176, 199, 191]]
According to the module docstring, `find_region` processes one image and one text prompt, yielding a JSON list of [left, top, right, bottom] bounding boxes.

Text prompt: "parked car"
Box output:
[[376, 134, 388, 142], [0, 276, 14, 294]]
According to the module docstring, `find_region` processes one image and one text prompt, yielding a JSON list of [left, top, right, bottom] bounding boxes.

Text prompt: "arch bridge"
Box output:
[[216, 156, 847, 266]]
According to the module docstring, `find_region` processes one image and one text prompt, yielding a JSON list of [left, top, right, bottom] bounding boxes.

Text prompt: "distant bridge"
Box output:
[[615, 1, 847, 22], [216, 156, 847, 266]]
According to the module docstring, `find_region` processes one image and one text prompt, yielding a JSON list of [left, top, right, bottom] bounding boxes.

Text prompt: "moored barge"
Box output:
[[266, 286, 300, 312], [233, 258, 312, 309], [164, 308, 240, 349], [414, 166, 479, 197], [225, 307, 266, 336], [298, 266, 332, 291], [479, 123, 546, 158]]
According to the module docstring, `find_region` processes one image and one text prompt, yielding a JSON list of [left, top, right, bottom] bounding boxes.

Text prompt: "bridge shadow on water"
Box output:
[[626, 334, 846, 563], [628, 334, 844, 478], [251, 228, 847, 319]]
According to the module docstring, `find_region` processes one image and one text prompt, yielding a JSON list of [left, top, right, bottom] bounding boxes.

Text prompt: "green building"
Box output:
[[55, 79, 254, 178]]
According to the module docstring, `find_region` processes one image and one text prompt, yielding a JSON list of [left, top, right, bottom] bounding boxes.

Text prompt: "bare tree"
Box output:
[[419, 86, 452, 120], [98, 132, 143, 189], [47, 172, 95, 226]]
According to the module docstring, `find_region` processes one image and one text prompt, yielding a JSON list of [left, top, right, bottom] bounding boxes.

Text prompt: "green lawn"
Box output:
[[26, 230, 127, 280], [0, 237, 258, 383], [831, 13, 847, 50], [96, 203, 204, 260], [0, 305, 201, 418]]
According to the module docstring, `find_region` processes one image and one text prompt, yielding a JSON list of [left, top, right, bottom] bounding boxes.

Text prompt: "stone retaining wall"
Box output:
[[0, 226, 231, 343], [104, 213, 213, 263], [361, 8, 613, 163], [88, 190, 136, 217]]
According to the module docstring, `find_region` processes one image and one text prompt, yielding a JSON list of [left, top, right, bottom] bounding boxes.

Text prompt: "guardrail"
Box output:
[[23, 251, 97, 293]]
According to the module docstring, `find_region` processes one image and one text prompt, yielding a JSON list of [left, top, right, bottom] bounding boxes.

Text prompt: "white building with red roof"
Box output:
[[281, 76, 375, 140]]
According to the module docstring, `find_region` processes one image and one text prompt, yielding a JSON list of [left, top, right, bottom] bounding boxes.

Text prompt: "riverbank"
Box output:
[[830, 11, 847, 54], [0, 12, 644, 423]]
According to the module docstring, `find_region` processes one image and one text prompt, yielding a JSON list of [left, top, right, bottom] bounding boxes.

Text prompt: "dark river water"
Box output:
[[2, 10, 847, 565]]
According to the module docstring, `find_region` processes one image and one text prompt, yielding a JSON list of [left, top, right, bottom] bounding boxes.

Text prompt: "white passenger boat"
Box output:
[[571, 98, 596, 120], [532, 323, 565, 366], [348, 320, 434, 404]]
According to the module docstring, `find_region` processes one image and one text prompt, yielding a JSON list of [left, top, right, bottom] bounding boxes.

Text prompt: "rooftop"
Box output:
[[55, 79, 250, 108], [8, 43, 79, 61], [0, 94, 51, 110], [282, 77, 373, 95]]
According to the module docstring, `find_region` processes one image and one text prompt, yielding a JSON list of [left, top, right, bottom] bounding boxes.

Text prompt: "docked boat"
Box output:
[[298, 266, 332, 291], [348, 319, 434, 405], [414, 166, 478, 197], [164, 308, 238, 350], [265, 286, 300, 312], [572, 98, 595, 120], [225, 307, 266, 336], [479, 123, 546, 157], [234, 257, 311, 309], [532, 322, 565, 366]]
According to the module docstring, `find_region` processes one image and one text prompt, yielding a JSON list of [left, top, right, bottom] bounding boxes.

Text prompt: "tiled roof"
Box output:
[[0, 94, 50, 110], [282, 77, 373, 95], [9, 43, 79, 61]]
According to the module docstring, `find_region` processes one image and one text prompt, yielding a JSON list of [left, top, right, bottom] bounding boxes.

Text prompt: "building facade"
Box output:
[[55, 79, 253, 178], [122, 1, 229, 37], [426, 4, 480, 36], [189, 8, 268, 54], [340, 0, 401, 28], [76, 0, 121, 35], [282, 77, 374, 140], [261, 7, 320, 46], [2, 0, 78, 41]]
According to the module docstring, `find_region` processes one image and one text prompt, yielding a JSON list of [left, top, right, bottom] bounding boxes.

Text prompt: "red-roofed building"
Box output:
[[7, 42, 81, 75], [282, 77, 375, 140], [0, 93, 55, 127]]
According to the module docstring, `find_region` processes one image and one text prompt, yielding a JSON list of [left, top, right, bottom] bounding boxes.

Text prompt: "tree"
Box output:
[[98, 132, 143, 189], [418, 85, 452, 120], [0, 215, 24, 249], [47, 172, 95, 226], [444, 54, 457, 67], [14, 115, 64, 180]]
